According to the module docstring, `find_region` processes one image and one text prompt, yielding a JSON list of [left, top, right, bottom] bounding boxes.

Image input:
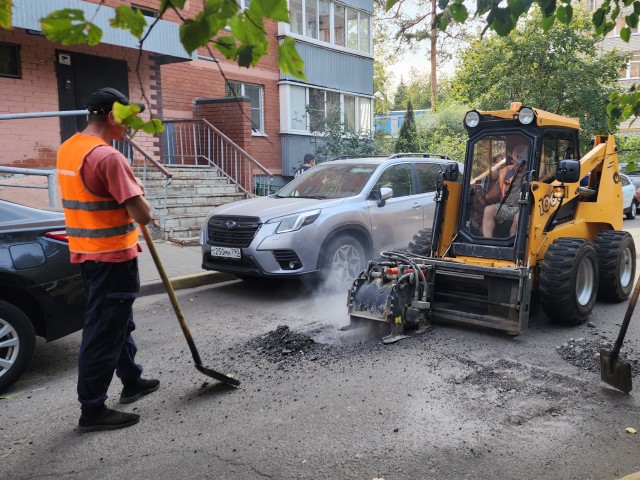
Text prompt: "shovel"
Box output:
[[600, 275, 639, 394], [140, 224, 240, 387]]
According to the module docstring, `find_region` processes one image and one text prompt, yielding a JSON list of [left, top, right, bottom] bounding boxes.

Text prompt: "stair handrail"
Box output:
[[199, 118, 273, 178], [120, 135, 172, 228]]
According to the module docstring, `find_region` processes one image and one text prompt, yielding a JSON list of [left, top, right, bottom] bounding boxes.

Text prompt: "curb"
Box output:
[[139, 271, 237, 297]]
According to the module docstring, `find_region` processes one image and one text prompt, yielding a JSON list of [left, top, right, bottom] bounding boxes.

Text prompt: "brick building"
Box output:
[[0, 0, 374, 184]]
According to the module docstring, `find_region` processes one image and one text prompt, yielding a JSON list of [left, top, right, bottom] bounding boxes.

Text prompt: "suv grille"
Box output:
[[207, 215, 260, 247]]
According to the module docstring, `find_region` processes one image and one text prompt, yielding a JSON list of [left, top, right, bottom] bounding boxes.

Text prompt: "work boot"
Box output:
[[119, 377, 160, 404], [78, 405, 140, 432]]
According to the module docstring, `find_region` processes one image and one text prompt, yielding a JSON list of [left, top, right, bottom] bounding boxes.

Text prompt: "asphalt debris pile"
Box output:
[[556, 337, 640, 375], [237, 324, 385, 368], [244, 325, 323, 362]]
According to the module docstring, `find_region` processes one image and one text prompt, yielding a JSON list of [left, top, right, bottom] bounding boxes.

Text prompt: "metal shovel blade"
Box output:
[[195, 364, 240, 387], [600, 348, 632, 394]]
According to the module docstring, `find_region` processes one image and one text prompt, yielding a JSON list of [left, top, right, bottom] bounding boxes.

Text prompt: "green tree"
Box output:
[[414, 101, 469, 162], [395, 100, 418, 152], [405, 68, 433, 110], [309, 104, 376, 163], [450, 6, 627, 139], [392, 80, 408, 111]]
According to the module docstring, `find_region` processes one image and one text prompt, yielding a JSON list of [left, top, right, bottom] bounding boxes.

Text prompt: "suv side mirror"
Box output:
[[378, 187, 393, 207], [556, 159, 581, 183], [443, 163, 459, 182]]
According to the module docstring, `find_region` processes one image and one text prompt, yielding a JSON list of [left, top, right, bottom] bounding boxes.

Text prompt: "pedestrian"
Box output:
[[294, 153, 316, 177], [57, 87, 159, 432]]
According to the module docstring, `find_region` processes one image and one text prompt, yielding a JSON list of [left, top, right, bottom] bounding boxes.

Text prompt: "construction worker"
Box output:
[[57, 87, 159, 432], [482, 144, 529, 238]]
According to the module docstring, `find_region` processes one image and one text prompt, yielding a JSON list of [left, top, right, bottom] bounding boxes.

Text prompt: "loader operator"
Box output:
[[481, 144, 529, 238]]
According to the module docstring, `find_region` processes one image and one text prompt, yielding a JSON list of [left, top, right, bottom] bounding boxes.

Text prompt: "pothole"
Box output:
[[556, 337, 640, 375]]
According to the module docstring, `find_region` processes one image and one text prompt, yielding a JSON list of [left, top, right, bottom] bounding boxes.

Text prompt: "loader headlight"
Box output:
[[518, 107, 535, 125], [464, 111, 480, 128], [552, 186, 566, 199], [267, 209, 321, 233]]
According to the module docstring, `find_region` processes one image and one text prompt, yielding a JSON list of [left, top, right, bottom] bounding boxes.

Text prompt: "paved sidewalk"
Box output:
[[137, 238, 236, 296]]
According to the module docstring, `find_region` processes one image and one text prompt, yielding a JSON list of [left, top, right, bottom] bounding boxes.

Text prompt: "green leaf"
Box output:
[[541, 14, 556, 31], [248, 0, 289, 22], [438, 0, 449, 9], [627, 13, 639, 29], [507, 0, 527, 17], [110, 5, 146, 39], [179, 18, 212, 54], [215, 35, 238, 59], [112, 102, 143, 125], [40, 9, 103, 46], [593, 8, 606, 28], [141, 119, 164, 135], [556, 4, 573, 24], [635, 1, 640, 15], [386, 0, 400, 10], [237, 45, 255, 67], [449, 3, 468, 23], [161, 0, 187, 10], [621, 25, 631, 41], [278, 36, 305, 80], [0, 0, 13, 30]]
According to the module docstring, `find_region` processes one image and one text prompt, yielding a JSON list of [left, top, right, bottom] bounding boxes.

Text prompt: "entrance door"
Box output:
[[55, 51, 130, 142]]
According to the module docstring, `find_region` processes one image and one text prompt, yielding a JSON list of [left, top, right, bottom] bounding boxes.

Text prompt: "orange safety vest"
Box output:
[[57, 133, 138, 255]]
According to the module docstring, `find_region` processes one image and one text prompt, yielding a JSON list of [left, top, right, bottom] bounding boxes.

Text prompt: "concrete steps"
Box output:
[[136, 166, 248, 244]]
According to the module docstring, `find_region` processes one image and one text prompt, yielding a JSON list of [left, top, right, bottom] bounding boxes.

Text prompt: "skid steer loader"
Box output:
[[348, 103, 637, 343]]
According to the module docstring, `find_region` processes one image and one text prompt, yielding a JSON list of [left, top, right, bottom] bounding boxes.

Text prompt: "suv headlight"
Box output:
[[267, 209, 321, 233]]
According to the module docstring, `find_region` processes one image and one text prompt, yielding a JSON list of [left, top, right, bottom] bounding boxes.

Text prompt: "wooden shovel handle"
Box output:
[[139, 224, 203, 366]]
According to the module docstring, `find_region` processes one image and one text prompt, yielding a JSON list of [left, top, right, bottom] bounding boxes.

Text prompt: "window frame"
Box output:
[[0, 42, 21, 79], [225, 80, 265, 134], [287, 0, 372, 54]]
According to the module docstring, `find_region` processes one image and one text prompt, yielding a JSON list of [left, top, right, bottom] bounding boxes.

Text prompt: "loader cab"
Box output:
[[449, 105, 580, 263]]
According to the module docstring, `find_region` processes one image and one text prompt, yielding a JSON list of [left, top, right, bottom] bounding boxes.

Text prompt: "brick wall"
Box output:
[[0, 29, 156, 169]]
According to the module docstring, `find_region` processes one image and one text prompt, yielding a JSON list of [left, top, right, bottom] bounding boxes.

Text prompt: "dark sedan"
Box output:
[[0, 200, 86, 393]]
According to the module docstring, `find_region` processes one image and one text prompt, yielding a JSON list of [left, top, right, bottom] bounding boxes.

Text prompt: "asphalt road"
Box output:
[[3, 261, 640, 479]]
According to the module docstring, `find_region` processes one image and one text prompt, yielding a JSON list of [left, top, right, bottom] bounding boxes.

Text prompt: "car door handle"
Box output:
[[412, 202, 421, 208]]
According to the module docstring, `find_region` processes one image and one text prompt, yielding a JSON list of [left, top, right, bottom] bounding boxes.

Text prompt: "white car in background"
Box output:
[[621, 173, 638, 219]]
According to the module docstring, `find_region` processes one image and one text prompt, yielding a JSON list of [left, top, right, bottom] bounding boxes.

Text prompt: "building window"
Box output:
[[334, 4, 345, 46], [620, 54, 640, 79], [286, 85, 372, 133], [226, 81, 265, 133], [0, 43, 21, 79], [288, 0, 371, 54], [132, 4, 159, 17]]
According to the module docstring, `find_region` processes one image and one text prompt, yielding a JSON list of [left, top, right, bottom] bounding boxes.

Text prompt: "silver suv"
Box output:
[[199, 154, 461, 284]]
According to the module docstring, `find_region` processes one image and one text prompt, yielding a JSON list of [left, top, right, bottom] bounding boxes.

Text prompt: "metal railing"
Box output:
[[114, 136, 173, 228], [0, 166, 58, 208], [163, 119, 275, 196]]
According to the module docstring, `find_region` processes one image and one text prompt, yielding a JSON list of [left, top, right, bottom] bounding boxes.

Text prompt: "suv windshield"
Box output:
[[277, 163, 377, 199]]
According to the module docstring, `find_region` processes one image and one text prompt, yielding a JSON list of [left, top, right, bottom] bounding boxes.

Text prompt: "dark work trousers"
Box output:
[[77, 258, 143, 408]]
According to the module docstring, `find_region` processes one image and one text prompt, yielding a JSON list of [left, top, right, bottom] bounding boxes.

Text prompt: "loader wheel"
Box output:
[[407, 228, 433, 255], [596, 231, 636, 302], [321, 235, 366, 287], [539, 238, 598, 325]]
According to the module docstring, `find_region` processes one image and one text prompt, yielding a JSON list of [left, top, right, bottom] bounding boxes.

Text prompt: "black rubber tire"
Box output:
[[595, 230, 636, 302], [626, 201, 637, 220], [407, 228, 433, 255], [321, 235, 366, 286], [0, 300, 36, 394], [539, 238, 599, 325]]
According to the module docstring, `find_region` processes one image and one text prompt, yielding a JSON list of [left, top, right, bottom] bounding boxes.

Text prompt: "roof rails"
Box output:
[[328, 154, 387, 161], [388, 152, 452, 160]]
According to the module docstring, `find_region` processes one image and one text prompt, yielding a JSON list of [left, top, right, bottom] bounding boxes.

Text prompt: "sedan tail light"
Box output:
[[45, 230, 69, 242]]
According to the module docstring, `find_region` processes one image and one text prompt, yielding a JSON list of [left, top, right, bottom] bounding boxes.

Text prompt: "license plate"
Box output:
[[210, 246, 241, 259]]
